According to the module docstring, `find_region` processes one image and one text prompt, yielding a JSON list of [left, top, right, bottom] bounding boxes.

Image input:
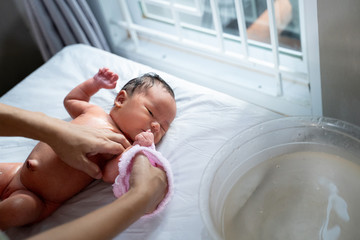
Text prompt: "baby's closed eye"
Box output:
[[147, 108, 154, 117]]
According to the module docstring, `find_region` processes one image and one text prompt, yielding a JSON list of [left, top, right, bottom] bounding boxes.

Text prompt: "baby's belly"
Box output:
[[20, 142, 95, 203]]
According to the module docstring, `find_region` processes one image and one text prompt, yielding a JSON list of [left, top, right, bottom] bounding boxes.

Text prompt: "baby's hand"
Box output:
[[94, 68, 119, 89], [134, 130, 154, 147]]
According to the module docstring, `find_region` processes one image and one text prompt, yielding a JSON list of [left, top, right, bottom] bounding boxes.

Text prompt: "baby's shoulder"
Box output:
[[72, 106, 111, 126], [84, 104, 108, 115]]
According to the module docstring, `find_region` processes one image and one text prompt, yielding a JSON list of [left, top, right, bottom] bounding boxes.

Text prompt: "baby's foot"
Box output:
[[94, 68, 119, 89]]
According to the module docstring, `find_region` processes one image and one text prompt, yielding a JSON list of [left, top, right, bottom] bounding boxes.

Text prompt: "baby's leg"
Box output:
[[0, 190, 45, 230]]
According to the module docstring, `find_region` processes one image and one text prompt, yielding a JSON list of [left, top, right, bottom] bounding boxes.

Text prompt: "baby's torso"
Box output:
[[18, 109, 120, 203]]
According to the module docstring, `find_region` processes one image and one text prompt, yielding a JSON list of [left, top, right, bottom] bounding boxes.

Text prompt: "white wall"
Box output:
[[318, 0, 360, 126]]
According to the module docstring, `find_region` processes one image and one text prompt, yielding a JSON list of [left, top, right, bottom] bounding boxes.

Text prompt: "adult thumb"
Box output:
[[81, 156, 102, 179]]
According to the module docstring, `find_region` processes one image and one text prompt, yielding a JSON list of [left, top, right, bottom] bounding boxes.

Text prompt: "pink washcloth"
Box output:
[[112, 132, 173, 217]]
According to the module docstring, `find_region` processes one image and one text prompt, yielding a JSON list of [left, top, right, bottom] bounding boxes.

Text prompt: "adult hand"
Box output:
[[1, 101, 131, 180], [129, 154, 168, 214], [48, 121, 131, 179], [27, 153, 168, 240]]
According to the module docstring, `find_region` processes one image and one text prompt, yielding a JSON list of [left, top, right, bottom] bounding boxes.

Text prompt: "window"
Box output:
[[93, 0, 321, 116]]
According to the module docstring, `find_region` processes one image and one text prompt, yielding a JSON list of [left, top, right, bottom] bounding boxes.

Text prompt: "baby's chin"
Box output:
[[119, 130, 134, 144]]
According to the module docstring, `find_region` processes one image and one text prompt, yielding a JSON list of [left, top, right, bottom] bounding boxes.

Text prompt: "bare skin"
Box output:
[[0, 103, 131, 179], [28, 154, 168, 240], [0, 68, 176, 230]]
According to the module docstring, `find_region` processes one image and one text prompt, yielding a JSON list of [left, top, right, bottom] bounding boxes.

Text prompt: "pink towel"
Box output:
[[112, 134, 173, 217]]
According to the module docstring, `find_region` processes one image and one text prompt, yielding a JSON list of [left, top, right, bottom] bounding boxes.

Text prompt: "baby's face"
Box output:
[[111, 84, 176, 144]]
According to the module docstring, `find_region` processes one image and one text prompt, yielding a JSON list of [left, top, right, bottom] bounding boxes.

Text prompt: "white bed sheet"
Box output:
[[0, 44, 280, 239]]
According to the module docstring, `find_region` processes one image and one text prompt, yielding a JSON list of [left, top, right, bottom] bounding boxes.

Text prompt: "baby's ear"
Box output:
[[114, 90, 127, 107]]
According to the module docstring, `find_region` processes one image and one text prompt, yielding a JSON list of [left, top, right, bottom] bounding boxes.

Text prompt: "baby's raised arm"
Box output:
[[64, 68, 119, 118]]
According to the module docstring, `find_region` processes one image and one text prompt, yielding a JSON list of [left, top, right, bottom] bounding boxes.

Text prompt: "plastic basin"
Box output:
[[199, 117, 360, 240]]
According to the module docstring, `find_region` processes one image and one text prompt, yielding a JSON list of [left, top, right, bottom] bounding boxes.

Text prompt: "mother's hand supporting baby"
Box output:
[[48, 122, 131, 179], [0, 103, 131, 179]]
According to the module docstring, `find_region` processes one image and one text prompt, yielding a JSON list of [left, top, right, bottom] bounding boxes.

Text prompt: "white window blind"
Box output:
[[94, 0, 321, 116]]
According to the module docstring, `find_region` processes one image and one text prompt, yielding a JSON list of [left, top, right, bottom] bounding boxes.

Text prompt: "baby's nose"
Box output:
[[151, 121, 160, 132]]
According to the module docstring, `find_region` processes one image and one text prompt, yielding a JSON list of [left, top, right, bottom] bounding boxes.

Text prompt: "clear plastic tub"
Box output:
[[199, 117, 360, 240]]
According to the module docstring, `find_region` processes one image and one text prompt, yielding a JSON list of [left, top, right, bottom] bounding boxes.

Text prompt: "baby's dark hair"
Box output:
[[121, 72, 175, 98]]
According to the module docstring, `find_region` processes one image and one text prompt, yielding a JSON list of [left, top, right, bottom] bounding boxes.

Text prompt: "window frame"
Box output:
[[93, 0, 322, 116]]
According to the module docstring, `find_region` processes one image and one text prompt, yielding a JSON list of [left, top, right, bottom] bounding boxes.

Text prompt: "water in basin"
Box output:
[[200, 117, 360, 240], [223, 151, 360, 240]]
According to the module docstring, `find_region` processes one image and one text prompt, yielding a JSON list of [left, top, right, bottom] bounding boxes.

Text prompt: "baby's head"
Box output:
[[110, 73, 176, 144], [121, 72, 175, 99]]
